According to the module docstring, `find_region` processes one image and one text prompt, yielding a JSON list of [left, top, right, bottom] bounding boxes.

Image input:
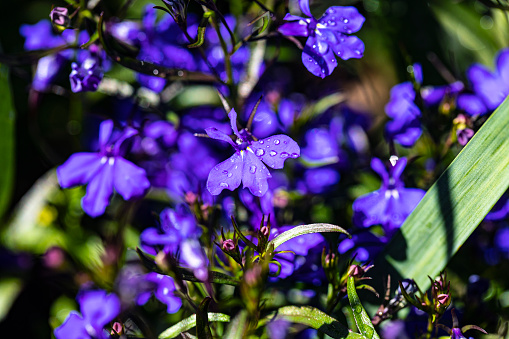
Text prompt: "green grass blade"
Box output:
[[0, 63, 15, 220], [158, 313, 230, 338], [374, 96, 509, 291], [268, 223, 350, 251]]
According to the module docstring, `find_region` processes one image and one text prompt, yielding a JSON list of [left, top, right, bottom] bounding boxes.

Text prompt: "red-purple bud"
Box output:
[[49, 7, 70, 27], [260, 226, 269, 237], [348, 264, 365, 278], [222, 239, 235, 251], [437, 293, 450, 305], [111, 322, 123, 335]]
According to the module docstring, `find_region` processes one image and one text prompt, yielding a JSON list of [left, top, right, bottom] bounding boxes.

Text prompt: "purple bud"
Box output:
[[260, 226, 269, 237], [50, 7, 70, 27], [222, 239, 235, 251]]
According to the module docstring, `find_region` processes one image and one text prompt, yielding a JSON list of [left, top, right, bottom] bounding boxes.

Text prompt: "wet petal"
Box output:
[[352, 189, 389, 228], [302, 36, 337, 78], [278, 20, 310, 37], [113, 157, 150, 200], [331, 33, 364, 60], [242, 151, 271, 196], [79, 290, 120, 328], [54, 312, 87, 339], [206, 152, 243, 195], [57, 153, 103, 188], [228, 108, 242, 140], [81, 162, 114, 217], [205, 127, 236, 148], [318, 6, 365, 34], [250, 134, 300, 169]]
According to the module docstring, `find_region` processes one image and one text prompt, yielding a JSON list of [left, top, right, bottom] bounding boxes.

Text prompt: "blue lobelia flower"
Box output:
[[205, 109, 300, 197], [136, 272, 182, 313], [385, 82, 422, 147], [352, 157, 425, 235], [465, 48, 509, 111], [57, 120, 150, 217], [278, 0, 365, 78], [54, 290, 120, 339]]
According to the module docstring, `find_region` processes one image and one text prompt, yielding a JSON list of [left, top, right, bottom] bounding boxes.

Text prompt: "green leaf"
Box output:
[[224, 310, 248, 339], [374, 96, 509, 291], [0, 63, 15, 220], [0, 278, 22, 322], [347, 277, 380, 339], [196, 297, 213, 339], [158, 313, 230, 339], [80, 31, 99, 49], [268, 223, 350, 251], [261, 306, 365, 339], [188, 11, 213, 48]]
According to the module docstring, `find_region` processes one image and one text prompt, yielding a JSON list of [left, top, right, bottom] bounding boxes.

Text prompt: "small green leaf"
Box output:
[[347, 277, 380, 339], [261, 306, 364, 339], [268, 223, 350, 251], [158, 313, 230, 339], [224, 310, 248, 339], [80, 31, 99, 49], [188, 11, 213, 48], [0, 63, 15, 220]]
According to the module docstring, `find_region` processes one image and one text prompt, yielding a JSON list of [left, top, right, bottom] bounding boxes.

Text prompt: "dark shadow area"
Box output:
[[437, 167, 454, 261]]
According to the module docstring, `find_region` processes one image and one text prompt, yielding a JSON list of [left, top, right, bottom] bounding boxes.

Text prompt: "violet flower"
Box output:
[[278, 0, 365, 78], [352, 157, 425, 235], [205, 109, 300, 197], [57, 120, 150, 217], [137, 273, 182, 313], [385, 82, 422, 147], [54, 290, 120, 339], [70, 55, 104, 92]]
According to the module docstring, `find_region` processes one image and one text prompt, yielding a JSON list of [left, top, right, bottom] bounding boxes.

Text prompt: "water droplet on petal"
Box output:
[[343, 18, 349, 24], [220, 182, 229, 188], [308, 58, 313, 62], [259, 140, 264, 144], [227, 172, 233, 178], [283, 141, 288, 144], [312, 44, 317, 49], [343, 25, 348, 30], [222, 170, 228, 175], [249, 165, 256, 174], [355, 50, 362, 55], [274, 139, 280, 145], [328, 8, 335, 14], [291, 153, 299, 158], [269, 151, 277, 157], [267, 138, 271, 142], [255, 148, 265, 156], [280, 152, 289, 159]]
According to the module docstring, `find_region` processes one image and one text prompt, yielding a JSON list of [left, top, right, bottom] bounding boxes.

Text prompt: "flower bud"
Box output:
[[50, 7, 70, 28], [222, 239, 235, 251]]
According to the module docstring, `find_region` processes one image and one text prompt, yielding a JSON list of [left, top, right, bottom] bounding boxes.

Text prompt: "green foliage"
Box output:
[[158, 312, 231, 338], [0, 63, 15, 221], [347, 276, 380, 339], [268, 223, 350, 251], [375, 97, 509, 290]]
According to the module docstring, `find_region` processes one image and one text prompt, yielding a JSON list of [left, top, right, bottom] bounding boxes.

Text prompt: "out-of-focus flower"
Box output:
[[136, 273, 182, 313], [206, 109, 299, 196], [452, 114, 474, 146], [385, 82, 422, 147], [57, 120, 150, 217], [352, 157, 425, 235], [54, 290, 120, 339], [278, 0, 365, 78]]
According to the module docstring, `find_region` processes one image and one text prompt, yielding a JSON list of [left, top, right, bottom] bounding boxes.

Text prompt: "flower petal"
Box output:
[[79, 290, 120, 328], [331, 33, 364, 60], [81, 162, 114, 217], [496, 48, 509, 86], [250, 134, 300, 169], [113, 157, 150, 200], [318, 6, 365, 34], [457, 94, 488, 116], [370, 158, 389, 185], [205, 127, 236, 148], [352, 189, 389, 228], [98, 120, 114, 150], [468, 64, 506, 109], [302, 36, 337, 78], [299, 0, 312, 17], [206, 152, 243, 195], [242, 151, 271, 196], [57, 153, 103, 188], [228, 108, 243, 140], [278, 20, 310, 37], [54, 312, 88, 339]]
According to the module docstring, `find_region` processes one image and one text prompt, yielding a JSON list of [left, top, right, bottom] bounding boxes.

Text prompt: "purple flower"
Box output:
[[140, 205, 200, 255], [206, 109, 300, 197], [70, 55, 103, 92], [57, 120, 150, 217], [353, 157, 425, 235], [54, 290, 120, 339], [465, 48, 509, 111], [137, 273, 182, 313], [385, 82, 422, 147], [278, 0, 365, 78]]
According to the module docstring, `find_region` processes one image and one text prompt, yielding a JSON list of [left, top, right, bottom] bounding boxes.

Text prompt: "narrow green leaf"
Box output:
[[158, 313, 230, 339], [0, 63, 15, 220], [261, 306, 364, 339], [347, 277, 380, 339], [374, 96, 509, 291], [224, 310, 248, 339], [80, 31, 99, 49], [188, 11, 213, 48], [196, 297, 213, 339], [268, 224, 350, 251]]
